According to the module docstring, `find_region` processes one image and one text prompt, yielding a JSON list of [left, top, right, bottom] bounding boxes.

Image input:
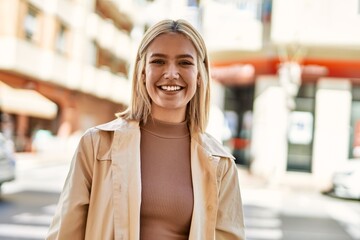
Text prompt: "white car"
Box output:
[[0, 132, 15, 192], [329, 159, 360, 200]]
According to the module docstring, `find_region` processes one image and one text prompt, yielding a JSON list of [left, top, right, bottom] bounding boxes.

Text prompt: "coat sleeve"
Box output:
[[215, 158, 246, 240], [46, 129, 95, 240]]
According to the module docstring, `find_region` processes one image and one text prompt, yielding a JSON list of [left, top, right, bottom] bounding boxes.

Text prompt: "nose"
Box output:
[[164, 64, 179, 80]]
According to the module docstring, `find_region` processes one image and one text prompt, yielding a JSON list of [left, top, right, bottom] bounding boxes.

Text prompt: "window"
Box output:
[[23, 5, 39, 42], [187, 0, 198, 7], [56, 23, 68, 55], [213, 0, 263, 20], [349, 86, 360, 158], [261, 0, 272, 23], [97, 47, 127, 74], [286, 84, 316, 172], [224, 85, 255, 165], [88, 41, 98, 66]]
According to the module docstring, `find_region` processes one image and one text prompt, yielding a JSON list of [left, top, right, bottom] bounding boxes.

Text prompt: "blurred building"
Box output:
[[203, 0, 360, 190], [0, 0, 133, 151], [1, 0, 359, 189]]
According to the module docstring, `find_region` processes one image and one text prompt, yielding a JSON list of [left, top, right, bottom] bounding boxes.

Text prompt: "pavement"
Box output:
[[2, 152, 72, 194], [236, 166, 360, 240]]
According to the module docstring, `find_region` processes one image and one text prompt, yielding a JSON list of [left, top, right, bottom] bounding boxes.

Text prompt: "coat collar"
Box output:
[[95, 118, 138, 131], [193, 133, 235, 160], [95, 118, 234, 160]]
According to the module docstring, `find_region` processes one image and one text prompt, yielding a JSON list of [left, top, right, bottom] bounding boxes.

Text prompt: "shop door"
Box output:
[[287, 85, 315, 172], [349, 86, 360, 158]]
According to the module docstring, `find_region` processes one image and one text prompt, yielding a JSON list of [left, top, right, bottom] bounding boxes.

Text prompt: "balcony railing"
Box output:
[[0, 37, 131, 105]]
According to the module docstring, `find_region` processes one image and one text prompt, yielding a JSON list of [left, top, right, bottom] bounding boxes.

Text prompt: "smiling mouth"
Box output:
[[159, 85, 184, 92]]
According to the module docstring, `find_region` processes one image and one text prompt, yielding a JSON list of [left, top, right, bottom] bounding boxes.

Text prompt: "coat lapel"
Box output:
[[189, 133, 234, 240], [112, 128, 142, 240], [189, 138, 218, 240], [96, 119, 142, 240]]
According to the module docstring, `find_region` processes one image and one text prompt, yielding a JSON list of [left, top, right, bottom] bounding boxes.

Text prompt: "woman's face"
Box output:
[[144, 32, 198, 123]]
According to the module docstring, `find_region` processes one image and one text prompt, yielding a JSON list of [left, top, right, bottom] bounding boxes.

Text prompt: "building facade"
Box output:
[[0, 0, 133, 151], [1, 0, 359, 189], [205, 0, 360, 190]]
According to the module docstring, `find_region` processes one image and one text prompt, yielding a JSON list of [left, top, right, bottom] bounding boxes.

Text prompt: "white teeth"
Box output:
[[160, 86, 182, 91]]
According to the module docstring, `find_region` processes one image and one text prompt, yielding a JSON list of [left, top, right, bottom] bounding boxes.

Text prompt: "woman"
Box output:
[[47, 19, 245, 240]]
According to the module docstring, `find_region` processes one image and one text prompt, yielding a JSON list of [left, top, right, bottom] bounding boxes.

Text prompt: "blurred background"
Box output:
[[0, 0, 360, 239]]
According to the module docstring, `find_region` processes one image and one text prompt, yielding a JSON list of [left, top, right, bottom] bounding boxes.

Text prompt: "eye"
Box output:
[[150, 59, 165, 65], [179, 60, 194, 66]]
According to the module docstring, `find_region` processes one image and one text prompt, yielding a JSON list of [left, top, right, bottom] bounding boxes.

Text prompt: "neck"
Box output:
[[151, 108, 186, 123]]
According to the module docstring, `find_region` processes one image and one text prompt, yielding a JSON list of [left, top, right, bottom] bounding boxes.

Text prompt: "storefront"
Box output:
[[0, 81, 58, 151], [0, 79, 125, 152], [249, 75, 358, 189]]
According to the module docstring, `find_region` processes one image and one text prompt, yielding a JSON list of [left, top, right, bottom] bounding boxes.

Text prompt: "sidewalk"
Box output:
[[237, 166, 268, 189], [14, 148, 73, 167], [15, 152, 70, 163], [236, 166, 360, 240]]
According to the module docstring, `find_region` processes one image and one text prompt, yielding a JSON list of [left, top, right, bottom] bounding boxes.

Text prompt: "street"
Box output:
[[239, 168, 360, 240], [0, 191, 58, 240], [0, 154, 359, 240], [241, 187, 360, 240], [0, 153, 69, 240]]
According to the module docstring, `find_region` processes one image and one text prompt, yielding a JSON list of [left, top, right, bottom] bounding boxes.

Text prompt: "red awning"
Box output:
[[211, 64, 255, 86]]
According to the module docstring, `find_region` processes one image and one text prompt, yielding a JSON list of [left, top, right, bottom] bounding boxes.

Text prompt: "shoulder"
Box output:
[[94, 118, 139, 131], [195, 133, 239, 180], [194, 132, 235, 160], [78, 118, 140, 160], [81, 118, 139, 137], [77, 118, 130, 142]]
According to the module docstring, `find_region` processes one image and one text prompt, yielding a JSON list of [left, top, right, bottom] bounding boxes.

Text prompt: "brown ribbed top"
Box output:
[[140, 118, 194, 240]]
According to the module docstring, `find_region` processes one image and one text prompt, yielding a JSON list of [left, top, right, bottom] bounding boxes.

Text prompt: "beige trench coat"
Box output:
[[47, 118, 245, 240]]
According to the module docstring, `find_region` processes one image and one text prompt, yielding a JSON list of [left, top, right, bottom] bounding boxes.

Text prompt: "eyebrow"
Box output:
[[149, 53, 195, 59]]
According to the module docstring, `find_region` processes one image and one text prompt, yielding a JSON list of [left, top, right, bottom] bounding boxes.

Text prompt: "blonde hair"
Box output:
[[117, 19, 211, 134]]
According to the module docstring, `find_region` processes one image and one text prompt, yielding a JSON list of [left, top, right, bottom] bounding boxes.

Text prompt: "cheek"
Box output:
[[145, 68, 160, 84], [188, 72, 198, 89], [186, 80, 198, 99], [144, 70, 155, 86], [190, 84, 198, 98], [145, 80, 156, 96]]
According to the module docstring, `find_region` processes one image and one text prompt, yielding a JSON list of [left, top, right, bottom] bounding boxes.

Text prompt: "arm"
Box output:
[[215, 158, 246, 240], [46, 129, 95, 240]]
